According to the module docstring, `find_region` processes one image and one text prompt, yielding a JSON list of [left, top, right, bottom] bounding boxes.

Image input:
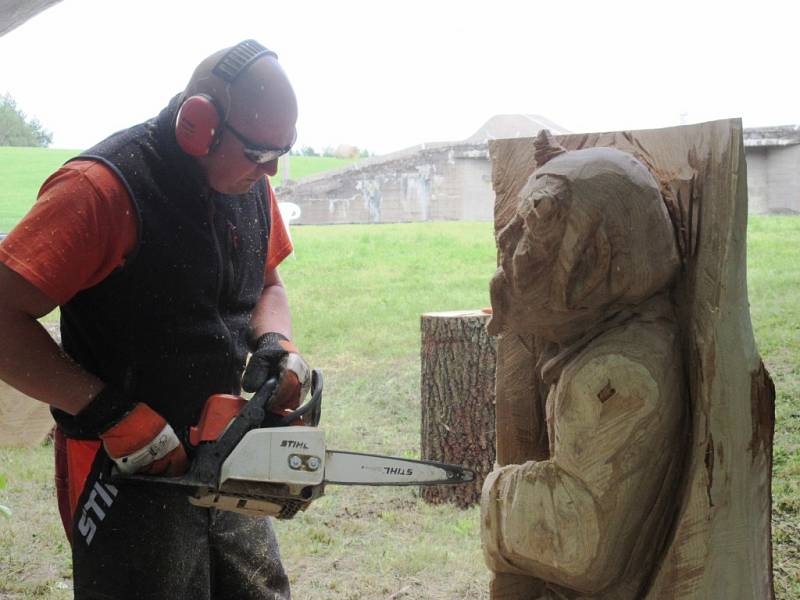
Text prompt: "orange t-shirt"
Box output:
[[0, 160, 293, 305]]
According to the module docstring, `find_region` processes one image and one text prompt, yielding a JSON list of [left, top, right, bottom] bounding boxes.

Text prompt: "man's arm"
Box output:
[[0, 162, 137, 415], [248, 267, 292, 340], [0, 162, 187, 474], [0, 262, 189, 475], [242, 267, 313, 411], [0, 262, 103, 414]]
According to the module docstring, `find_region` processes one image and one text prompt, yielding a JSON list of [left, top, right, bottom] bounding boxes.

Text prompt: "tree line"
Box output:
[[0, 94, 52, 147], [294, 144, 372, 159]]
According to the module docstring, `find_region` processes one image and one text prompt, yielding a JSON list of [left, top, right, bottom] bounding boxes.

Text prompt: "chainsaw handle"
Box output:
[[276, 369, 323, 427]]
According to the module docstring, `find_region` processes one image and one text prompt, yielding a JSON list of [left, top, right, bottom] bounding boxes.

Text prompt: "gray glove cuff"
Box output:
[[56, 385, 135, 439], [248, 331, 289, 353]]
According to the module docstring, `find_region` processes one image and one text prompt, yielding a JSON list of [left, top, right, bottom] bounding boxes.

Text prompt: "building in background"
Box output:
[[744, 125, 800, 214], [278, 119, 800, 225], [276, 115, 568, 225]]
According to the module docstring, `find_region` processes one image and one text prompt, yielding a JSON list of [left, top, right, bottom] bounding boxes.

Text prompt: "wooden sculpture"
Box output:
[[481, 122, 774, 599]]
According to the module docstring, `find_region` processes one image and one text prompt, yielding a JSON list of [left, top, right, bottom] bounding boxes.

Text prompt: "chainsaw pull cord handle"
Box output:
[[276, 369, 323, 427]]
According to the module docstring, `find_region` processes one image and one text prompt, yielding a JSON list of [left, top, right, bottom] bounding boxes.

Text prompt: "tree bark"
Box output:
[[420, 310, 496, 508]]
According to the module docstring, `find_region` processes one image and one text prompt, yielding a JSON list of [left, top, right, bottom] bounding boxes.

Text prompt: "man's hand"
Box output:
[[243, 332, 311, 412], [65, 385, 189, 476], [99, 403, 189, 476]]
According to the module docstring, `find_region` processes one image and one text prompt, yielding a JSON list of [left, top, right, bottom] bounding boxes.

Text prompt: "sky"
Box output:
[[1, 0, 798, 155]]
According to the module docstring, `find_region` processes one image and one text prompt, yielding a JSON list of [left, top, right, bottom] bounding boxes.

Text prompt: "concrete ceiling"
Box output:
[[0, 0, 63, 37]]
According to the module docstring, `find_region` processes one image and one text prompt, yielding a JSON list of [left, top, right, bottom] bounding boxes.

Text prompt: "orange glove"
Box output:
[[99, 403, 188, 476], [243, 332, 311, 413]]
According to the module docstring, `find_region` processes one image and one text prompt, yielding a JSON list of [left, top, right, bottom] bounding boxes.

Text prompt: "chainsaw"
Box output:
[[118, 370, 474, 519]]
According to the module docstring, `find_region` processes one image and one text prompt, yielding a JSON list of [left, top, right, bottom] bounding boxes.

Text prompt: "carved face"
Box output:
[[489, 174, 570, 337], [488, 147, 680, 343]]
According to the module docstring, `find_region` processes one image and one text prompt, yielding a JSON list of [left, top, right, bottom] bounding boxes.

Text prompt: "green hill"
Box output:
[[0, 147, 357, 232]]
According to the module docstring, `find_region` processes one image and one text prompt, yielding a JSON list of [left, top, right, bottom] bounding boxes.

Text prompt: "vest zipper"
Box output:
[[207, 198, 237, 385]]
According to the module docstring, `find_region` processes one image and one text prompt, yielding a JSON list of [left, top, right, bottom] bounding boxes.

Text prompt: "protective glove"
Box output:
[[243, 332, 311, 413], [72, 385, 188, 476], [99, 403, 189, 476]]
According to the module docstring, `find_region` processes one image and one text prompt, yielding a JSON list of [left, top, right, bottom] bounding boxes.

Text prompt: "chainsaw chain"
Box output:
[[276, 499, 305, 519]]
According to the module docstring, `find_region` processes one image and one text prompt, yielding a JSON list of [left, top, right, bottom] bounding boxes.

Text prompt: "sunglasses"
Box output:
[[223, 122, 296, 164]]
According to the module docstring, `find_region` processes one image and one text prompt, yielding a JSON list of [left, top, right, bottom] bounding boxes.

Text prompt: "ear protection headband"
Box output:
[[175, 40, 278, 157]]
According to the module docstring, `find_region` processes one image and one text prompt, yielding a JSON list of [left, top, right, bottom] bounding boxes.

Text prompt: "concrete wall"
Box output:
[[277, 143, 494, 225], [746, 145, 800, 214], [765, 145, 800, 214], [744, 126, 800, 214], [746, 147, 769, 213]]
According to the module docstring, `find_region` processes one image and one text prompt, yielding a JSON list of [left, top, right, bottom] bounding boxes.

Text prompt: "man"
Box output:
[[0, 40, 306, 599]]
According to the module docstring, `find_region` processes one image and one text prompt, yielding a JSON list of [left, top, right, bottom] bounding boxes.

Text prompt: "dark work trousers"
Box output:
[[70, 455, 291, 600]]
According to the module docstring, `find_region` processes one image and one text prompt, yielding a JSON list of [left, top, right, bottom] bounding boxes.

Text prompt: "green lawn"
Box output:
[[0, 147, 76, 232], [748, 218, 800, 596], [282, 223, 495, 369], [0, 147, 356, 232], [280, 155, 357, 184]]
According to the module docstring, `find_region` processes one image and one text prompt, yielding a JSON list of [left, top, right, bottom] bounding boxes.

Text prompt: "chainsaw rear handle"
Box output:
[[277, 369, 323, 427]]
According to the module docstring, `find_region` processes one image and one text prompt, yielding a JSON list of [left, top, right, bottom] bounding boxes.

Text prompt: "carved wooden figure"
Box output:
[[481, 122, 774, 599]]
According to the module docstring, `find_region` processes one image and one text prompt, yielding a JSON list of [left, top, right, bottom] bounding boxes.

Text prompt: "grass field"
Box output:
[[0, 147, 76, 233], [0, 148, 798, 598], [0, 146, 355, 232]]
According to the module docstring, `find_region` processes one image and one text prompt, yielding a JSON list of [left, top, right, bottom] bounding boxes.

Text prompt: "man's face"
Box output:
[[202, 102, 296, 195]]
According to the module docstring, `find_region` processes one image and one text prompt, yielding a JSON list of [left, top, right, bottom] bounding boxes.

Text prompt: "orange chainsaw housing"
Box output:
[[189, 394, 247, 446]]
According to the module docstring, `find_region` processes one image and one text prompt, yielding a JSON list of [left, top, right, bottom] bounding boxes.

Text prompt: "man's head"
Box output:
[[179, 41, 298, 195], [487, 134, 680, 342]]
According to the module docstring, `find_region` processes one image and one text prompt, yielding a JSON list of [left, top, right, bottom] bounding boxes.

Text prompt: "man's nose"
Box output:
[[259, 159, 279, 177]]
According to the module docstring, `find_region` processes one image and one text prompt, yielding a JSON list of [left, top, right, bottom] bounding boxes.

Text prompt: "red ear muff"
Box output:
[[175, 94, 221, 156]]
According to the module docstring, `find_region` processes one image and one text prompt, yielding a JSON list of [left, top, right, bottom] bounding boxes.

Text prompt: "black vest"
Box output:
[[54, 96, 271, 436]]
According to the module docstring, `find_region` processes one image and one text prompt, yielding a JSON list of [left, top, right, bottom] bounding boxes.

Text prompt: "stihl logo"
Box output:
[[281, 440, 309, 449], [384, 467, 413, 476], [77, 475, 118, 546]]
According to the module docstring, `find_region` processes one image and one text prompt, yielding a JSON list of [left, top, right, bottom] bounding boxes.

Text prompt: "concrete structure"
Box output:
[[278, 122, 800, 224], [277, 115, 568, 225], [277, 141, 495, 224], [744, 125, 800, 214]]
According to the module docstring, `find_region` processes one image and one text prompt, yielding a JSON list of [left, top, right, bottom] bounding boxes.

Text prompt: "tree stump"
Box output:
[[420, 310, 497, 508]]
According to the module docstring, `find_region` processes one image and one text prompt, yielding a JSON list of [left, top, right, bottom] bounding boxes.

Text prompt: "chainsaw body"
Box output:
[[119, 370, 473, 519], [190, 427, 326, 519]]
